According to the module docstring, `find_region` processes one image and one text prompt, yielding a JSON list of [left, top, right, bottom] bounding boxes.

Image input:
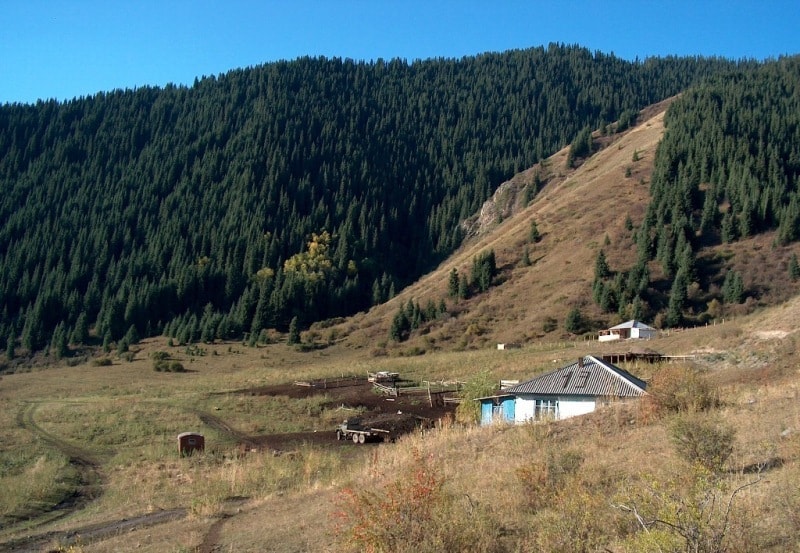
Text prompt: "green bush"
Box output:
[[92, 357, 112, 367], [153, 359, 185, 372], [564, 307, 584, 334]]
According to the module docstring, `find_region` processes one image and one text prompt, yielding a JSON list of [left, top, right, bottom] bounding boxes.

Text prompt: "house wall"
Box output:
[[514, 395, 537, 423], [514, 395, 597, 422], [558, 397, 596, 419]]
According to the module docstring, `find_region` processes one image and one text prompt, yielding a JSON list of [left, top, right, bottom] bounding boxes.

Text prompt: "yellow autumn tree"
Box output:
[[284, 231, 334, 282]]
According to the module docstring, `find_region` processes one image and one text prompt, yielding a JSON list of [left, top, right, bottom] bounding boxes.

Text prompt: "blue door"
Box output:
[[481, 400, 494, 426], [501, 397, 515, 422]]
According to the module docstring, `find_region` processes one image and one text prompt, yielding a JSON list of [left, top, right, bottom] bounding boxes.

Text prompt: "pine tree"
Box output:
[[722, 270, 744, 304], [789, 253, 800, 281], [124, 324, 139, 346], [389, 308, 410, 342], [631, 296, 644, 321], [666, 269, 689, 327], [6, 329, 15, 360], [565, 307, 583, 334], [288, 316, 300, 344], [529, 220, 541, 243], [117, 337, 129, 355], [458, 274, 469, 300], [447, 268, 460, 298], [71, 312, 89, 345], [520, 245, 531, 267], [50, 322, 68, 359], [594, 250, 611, 280], [470, 250, 497, 293]]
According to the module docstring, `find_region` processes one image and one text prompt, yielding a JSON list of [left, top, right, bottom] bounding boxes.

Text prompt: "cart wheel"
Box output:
[[358, 433, 366, 444], [352, 433, 359, 443], [336, 430, 342, 441]]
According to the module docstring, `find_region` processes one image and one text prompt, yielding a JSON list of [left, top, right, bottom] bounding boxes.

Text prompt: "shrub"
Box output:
[[516, 449, 584, 512], [92, 357, 112, 367], [615, 466, 760, 553], [333, 449, 503, 553], [150, 351, 169, 361], [642, 364, 719, 416], [455, 370, 496, 424], [153, 359, 186, 372], [669, 414, 735, 473]]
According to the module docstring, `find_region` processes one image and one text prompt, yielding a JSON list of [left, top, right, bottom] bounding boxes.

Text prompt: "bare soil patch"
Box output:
[[230, 378, 457, 450]]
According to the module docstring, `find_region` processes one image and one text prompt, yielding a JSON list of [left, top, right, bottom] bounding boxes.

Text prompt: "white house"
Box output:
[[598, 320, 657, 342], [477, 355, 646, 425]]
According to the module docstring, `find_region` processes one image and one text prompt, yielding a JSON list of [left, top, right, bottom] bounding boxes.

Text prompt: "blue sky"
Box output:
[[2, 1, 798, 105]]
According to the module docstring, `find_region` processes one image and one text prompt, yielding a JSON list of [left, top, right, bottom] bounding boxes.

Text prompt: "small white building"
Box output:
[[598, 320, 657, 342], [478, 355, 646, 425]]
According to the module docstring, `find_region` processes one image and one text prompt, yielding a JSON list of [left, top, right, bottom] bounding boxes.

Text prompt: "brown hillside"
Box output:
[[333, 100, 671, 351], [329, 96, 800, 354]]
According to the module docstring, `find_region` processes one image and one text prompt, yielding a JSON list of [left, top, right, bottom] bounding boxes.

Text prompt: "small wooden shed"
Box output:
[[177, 432, 205, 456]]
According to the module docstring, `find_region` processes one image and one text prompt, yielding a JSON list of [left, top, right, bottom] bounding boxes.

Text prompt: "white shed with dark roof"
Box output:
[[598, 319, 657, 342], [480, 355, 646, 424]]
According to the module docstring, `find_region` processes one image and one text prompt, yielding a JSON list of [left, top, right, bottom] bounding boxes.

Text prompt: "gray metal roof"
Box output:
[[502, 355, 646, 397], [609, 319, 656, 331]]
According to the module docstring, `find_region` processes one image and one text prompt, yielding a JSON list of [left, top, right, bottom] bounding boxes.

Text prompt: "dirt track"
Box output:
[[5, 403, 104, 530]]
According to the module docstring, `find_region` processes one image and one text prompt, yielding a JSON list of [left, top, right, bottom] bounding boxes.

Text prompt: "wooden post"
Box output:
[[428, 380, 433, 408]]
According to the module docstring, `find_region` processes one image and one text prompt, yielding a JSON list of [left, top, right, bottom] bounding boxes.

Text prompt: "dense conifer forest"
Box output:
[[591, 56, 800, 326], [0, 44, 774, 353]]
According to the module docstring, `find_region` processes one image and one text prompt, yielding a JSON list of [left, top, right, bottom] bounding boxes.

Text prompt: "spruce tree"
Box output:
[[594, 250, 611, 280], [458, 274, 470, 300], [565, 307, 583, 334], [722, 270, 744, 304], [529, 220, 541, 243], [51, 322, 68, 359], [6, 329, 15, 360], [389, 308, 410, 342], [71, 312, 89, 345], [288, 316, 300, 344], [789, 253, 800, 281], [447, 268, 459, 298], [520, 245, 531, 267]]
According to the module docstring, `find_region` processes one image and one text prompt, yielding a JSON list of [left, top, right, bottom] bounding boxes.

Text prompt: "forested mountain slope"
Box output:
[[353, 57, 800, 352], [0, 45, 760, 355], [614, 57, 800, 327]]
